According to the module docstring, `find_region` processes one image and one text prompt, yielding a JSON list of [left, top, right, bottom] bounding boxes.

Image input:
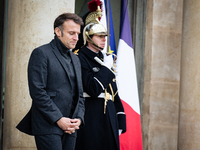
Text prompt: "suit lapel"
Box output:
[[69, 51, 82, 93], [50, 41, 72, 88], [70, 51, 84, 119]]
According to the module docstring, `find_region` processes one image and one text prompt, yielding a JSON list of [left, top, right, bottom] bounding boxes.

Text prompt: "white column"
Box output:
[[143, 0, 183, 149], [179, 0, 200, 149]]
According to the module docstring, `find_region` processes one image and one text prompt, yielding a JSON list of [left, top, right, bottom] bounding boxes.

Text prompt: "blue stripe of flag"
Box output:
[[104, 0, 116, 54]]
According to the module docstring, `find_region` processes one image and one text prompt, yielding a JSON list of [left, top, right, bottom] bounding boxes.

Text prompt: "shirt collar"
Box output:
[[54, 35, 70, 55]]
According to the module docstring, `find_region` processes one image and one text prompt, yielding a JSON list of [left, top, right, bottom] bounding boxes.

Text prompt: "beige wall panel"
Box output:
[[153, 0, 183, 30], [149, 82, 179, 149], [152, 29, 181, 81], [179, 0, 200, 149], [179, 110, 200, 149], [149, 124, 178, 149], [3, 0, 75, 149], [150, 82, 179, 124]]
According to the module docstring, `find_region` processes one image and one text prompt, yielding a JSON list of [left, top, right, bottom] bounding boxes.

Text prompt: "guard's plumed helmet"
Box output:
[[83, 23, 107, 49], [82, 0, 108, 50]]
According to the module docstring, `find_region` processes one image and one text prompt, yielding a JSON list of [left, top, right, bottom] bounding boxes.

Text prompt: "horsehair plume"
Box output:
[[88, 0, 103, 12], [88, 0, 103, 21]]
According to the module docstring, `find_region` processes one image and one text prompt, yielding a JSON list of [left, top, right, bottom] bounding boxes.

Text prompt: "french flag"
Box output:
[[116, 0, 143, 149]]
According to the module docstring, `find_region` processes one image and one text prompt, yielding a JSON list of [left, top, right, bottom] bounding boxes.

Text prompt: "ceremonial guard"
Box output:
[[75, 0, 126, 150]]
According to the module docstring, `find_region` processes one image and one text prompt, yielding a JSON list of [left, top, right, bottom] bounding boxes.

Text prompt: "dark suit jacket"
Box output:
[[16, 39, 85, 136]]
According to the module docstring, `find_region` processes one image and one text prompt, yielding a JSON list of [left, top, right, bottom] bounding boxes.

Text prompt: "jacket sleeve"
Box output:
[[114, 93, 126, 133], [76, 95, 85, 126], [28, 48, 63, 124]]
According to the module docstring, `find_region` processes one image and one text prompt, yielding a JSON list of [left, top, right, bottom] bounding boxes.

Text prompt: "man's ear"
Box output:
[[54, 27, 61, 37]]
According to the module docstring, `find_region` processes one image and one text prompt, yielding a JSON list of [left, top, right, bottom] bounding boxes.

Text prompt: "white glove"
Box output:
[[103, 52, 113, 69], [119, 129, 122, 135]]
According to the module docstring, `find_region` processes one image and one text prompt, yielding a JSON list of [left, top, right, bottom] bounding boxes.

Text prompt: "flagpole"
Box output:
[[106, 0, 110, 53]]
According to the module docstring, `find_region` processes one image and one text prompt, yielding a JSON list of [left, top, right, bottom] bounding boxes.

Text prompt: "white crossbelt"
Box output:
[[83, 92, 112, 100]]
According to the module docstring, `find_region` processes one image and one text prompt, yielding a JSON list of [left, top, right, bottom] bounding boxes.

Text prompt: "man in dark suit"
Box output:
[[16, 13, 85, 150]]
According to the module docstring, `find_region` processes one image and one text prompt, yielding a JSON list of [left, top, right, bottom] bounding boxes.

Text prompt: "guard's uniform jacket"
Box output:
[[75, 46, 126, 150]]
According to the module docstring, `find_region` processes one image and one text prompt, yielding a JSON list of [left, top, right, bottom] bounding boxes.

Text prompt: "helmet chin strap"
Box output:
[[86, 34, 104, 50]]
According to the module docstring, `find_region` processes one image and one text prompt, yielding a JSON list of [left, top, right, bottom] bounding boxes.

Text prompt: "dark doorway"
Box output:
[[0, 0, 5, 149]]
